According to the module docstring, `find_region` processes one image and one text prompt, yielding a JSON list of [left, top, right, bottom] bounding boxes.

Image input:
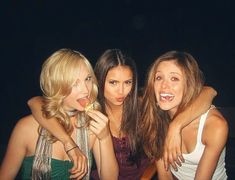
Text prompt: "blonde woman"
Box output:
[[0, 49, 118, 180]]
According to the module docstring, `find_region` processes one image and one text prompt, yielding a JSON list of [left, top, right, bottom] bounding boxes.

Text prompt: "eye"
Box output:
[[86, 76, 92, 81], [109, 80, 117, 85], [155, 76, 162, 81], [125, 80, 133, 85], [171, 77, 179, 81]]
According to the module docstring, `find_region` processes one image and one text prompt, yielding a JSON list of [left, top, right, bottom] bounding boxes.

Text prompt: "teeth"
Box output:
[[160, 93, 174, 97]]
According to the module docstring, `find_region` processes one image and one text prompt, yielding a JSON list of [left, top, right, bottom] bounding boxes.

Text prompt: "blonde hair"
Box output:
[[39, 48, 99, 140], [140, 51, 204, 160]]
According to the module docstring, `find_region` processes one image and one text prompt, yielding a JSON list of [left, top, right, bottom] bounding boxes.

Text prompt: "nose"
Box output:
[[80, 81, 89, 94], [161, 80, 170, 89], [117, 84, 124, 95]]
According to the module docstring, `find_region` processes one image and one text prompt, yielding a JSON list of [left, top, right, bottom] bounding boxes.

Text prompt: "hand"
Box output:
[[64, 141, 88, 179], [86, 110, 110, 141], [163, 122, 184, 171]]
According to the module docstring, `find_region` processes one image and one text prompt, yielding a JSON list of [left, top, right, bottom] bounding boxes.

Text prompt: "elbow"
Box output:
[[204, 86, 217, 97]]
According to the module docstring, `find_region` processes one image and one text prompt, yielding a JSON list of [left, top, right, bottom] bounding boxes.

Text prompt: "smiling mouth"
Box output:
[[160, 93, 174, 101]]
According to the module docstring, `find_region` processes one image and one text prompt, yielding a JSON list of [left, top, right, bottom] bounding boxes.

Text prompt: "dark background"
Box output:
[[1, 0, 235, 174]]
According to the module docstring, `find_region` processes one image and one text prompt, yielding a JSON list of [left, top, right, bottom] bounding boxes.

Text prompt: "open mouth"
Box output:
[[77, 97, 94, 112], [160, 93, 174, 101]]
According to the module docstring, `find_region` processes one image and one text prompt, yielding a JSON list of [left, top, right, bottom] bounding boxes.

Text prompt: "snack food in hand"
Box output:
[[84, 102, 94, 112]]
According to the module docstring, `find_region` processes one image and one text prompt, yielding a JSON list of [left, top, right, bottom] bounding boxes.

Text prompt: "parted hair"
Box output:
[[39, 48, 99, 140], [139, 50, 204, 160], [94, 49, 139, 155]]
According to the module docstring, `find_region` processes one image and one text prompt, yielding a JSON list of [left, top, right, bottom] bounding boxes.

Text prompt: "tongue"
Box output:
[[78, 98, 90, 107]]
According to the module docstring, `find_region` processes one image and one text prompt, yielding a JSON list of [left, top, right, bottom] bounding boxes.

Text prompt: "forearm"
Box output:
[[156, 159, 173, 180], [28, 96, 74, 146], [172, 86, 217, 129], [98, 134, 118, 180]]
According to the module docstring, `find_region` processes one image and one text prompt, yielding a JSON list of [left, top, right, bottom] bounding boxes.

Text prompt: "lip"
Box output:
[[116, 97, 125, 102], [77, 97, 90, 107]]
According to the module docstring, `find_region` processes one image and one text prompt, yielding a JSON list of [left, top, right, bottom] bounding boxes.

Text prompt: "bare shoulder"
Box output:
[[206, 108, 228, 130], [203, 108, 228, 144], [13, 115, 39, 136]]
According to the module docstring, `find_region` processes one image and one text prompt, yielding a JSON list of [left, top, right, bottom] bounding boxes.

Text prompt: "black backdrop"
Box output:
[[1, 1, 235, 146]]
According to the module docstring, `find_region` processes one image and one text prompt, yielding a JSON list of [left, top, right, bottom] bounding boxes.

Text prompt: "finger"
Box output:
[[168, 153, 178, 171], [68, 155, 79, 173], [87, 110, 108, 122], [179, 154, 184, 163], [163, 150, 169, 171], [175, 157, 182, 167], [69, 157, 80, 173], [69, 171, 83, 179], [70, 160, 87, 179], [69, 152, 85, 173], [170, 162, 178, 172]]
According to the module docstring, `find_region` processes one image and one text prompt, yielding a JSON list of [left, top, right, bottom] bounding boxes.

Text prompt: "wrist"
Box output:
[[63, 136, 77, 150], [169, 120, 183, 132], [99, 133, 111, 142]]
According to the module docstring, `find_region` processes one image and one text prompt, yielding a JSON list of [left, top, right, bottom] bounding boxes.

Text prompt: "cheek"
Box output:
[[125, 86, 132, 95], [104, 86, 113, 99], [173, 83, 184, 101], [154, 83, 160, 101]]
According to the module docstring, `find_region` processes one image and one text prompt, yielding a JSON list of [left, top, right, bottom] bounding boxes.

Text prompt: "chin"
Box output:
[[158, 103, 173, 111]]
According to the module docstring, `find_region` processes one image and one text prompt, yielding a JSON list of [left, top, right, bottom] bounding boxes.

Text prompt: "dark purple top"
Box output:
[[91, 136, 150, 180]]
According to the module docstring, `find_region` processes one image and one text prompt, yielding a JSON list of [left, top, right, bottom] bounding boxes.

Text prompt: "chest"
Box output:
[[181, 119, 201, 154]]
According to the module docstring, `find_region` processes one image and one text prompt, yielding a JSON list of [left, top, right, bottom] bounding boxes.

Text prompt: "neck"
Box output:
[[106, 104, 122, 120], [168, 108, 177, 119]]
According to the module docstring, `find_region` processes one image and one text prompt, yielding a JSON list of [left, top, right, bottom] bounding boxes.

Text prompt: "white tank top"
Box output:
[[171, 108, 227, 180]]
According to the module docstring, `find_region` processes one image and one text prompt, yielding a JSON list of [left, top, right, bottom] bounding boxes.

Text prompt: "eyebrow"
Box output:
[[156, 71, 182, 76], [170, 72, 182, 76]]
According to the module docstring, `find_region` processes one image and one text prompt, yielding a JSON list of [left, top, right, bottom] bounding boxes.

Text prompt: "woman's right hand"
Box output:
[[86, 109, 110, 141], [64, 141, 88, 179]]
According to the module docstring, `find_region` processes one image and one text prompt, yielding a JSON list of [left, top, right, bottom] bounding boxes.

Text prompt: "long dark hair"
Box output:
[[94, 49, 139, 155]]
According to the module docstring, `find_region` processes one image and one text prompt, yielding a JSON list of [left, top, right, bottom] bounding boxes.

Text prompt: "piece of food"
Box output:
[[84, 103, 94, 112]]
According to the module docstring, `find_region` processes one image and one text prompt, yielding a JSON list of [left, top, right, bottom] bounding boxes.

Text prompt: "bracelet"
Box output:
[[66, 146, 78, 154]]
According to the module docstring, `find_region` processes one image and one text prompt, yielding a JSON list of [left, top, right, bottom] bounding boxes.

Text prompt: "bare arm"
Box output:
[[156, 159, 173, 180], [140, 162, 157, 180], [87, 110, 118, 180], [27, 96, 87, 179], [163, 86, 217, 170], [195, 110, 228, 179], [0, 117, 29, 179]]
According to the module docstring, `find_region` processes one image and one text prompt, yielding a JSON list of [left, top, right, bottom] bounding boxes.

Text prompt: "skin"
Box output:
[[104, 65, 133, 138], [0, 65, 118, 180], [163, 86, 217, 170], [155, 60, 228, 180]]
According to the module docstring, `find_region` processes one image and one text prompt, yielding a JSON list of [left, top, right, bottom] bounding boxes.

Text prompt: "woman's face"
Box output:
[[63, 64, 93, 112], [104, 65, 133, 107], [154, 60, 185, 117]]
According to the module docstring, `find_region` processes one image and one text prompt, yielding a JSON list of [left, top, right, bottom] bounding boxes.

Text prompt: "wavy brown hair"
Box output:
[[139, 51, 204, 160]]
